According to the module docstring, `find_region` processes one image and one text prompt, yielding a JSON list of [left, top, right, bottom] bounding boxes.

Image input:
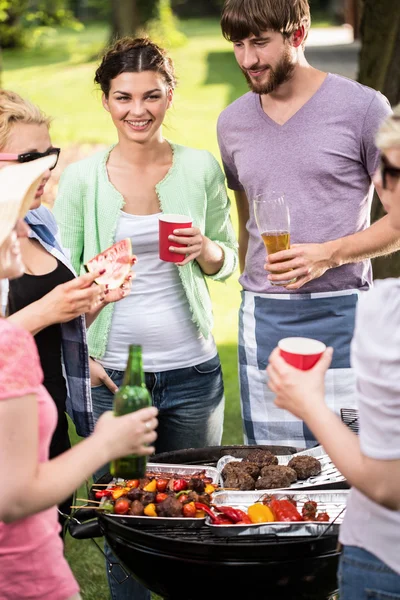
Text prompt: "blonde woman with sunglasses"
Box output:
[[0, 90, 132, 529]]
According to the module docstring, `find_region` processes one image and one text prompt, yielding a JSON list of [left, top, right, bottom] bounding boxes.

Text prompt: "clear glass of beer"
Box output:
[[253, 191, 295, 285]]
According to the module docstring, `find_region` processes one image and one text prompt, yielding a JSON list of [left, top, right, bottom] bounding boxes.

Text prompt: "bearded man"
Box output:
[[217, 0, 395, 448]]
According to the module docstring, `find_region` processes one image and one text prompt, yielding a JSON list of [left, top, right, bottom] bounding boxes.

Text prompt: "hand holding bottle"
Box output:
[[94, 406, 158, 462]]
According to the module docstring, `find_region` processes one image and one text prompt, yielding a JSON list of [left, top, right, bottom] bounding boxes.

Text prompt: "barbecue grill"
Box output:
[[69, 445, 341, 599]]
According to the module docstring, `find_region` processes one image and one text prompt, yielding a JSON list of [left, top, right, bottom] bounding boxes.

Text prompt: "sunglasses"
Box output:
[[380, 155, 400, 190], [0, 147, 61, 170]]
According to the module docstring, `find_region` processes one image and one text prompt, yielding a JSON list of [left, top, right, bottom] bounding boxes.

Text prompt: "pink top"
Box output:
[[0, 319, 79, 600]]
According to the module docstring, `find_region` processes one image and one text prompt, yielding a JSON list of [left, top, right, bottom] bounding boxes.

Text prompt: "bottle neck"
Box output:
[[122, 345, 145, 387]]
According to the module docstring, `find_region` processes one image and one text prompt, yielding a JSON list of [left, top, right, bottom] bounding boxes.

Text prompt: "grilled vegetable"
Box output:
[[112, 487, 130, 501], [156, 478, 169, 492], [247, 503, 275, 523], [114, 497, 131, 515], [144, 503, 157, 517], [95, 489, 112, 499], [215, 506, 252, 524], [178, 494, 189, 504], [155, 493, 169, 504], [315, 512, 330, 522], [126, 479, 139, 489], [194, 502, 220, 523], [269, 498, 304, 522], [302, 500, 318, 520], [143, 479, 157, 493], [204, 484, 216, 495], [172, 479, 188, 493], [182, 502, 197, 518]]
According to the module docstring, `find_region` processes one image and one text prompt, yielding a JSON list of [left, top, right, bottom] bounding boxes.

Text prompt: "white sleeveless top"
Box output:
[[339, 279, 400, 575], [100, 211, 217, 372]]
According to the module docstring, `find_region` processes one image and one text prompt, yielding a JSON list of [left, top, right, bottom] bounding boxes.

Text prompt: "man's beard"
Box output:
[[242, 48, 295, 95]]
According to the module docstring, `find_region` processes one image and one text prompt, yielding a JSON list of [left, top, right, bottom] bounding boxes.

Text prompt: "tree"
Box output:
[[357, 0, 400, 279], [110, 0, 166, 40], [109, 0, 185, 48]]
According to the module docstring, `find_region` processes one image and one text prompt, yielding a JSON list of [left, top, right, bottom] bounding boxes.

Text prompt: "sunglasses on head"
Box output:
[[0, 147, 61, 170], [380, 155, 400, 190]]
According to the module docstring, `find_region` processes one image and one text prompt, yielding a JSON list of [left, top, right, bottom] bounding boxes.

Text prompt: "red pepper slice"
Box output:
[[95, 490, 112, 499], [269, 498, 304, 522], [214, 506, 251, 524], [194, 502, 219, 523], [173, 479, 188, 492]]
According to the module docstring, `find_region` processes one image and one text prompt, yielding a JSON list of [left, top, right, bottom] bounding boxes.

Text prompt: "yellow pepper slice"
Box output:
[[112, 488, 127, 501], [204, 484, 216, 495], [247, 503, 275, 523], [144, 503, 157, 517], [143, 479, 157, 493]]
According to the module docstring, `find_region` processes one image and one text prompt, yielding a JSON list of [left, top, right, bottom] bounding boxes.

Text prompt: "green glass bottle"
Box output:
[[110, 344, 152, 479]]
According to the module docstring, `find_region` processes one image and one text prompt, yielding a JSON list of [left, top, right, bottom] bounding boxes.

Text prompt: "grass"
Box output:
[[4, 16, 337, 599]]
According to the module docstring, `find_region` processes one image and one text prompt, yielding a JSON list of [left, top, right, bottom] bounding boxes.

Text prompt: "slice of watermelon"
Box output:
[[85, 239, 135, 290]]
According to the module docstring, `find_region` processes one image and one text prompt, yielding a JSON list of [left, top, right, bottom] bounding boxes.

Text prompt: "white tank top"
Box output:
[[100, 211, 217, 372]]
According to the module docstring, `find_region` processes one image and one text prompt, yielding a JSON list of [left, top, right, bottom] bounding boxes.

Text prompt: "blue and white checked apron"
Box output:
[[239, 289, 359, 449]]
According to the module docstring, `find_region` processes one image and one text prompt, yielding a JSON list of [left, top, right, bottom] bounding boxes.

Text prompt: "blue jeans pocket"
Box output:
[[192, 354, 221, 374], [91, 368, 118, 389]]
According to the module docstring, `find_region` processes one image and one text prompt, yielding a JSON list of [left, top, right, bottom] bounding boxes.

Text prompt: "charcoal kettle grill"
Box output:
[[69, 445, 341, 599]]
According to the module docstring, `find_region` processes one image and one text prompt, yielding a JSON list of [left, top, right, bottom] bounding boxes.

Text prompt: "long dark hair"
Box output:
[[94, 37, 177, 97]]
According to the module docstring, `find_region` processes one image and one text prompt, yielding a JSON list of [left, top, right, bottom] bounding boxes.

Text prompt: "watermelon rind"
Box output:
[[85, 238, 133, 290]]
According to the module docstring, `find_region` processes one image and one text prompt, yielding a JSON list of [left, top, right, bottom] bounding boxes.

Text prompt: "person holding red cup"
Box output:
[[53, 37, 238, 600], [267, 107, 400, 600]]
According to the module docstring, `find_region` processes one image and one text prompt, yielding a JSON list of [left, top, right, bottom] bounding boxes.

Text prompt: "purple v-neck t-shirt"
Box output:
[[217, 73, 391, 294]]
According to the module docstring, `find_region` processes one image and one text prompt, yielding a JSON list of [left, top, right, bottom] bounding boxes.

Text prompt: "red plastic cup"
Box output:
[[159, 214, 193, 263], [278, 337, 326, 371]]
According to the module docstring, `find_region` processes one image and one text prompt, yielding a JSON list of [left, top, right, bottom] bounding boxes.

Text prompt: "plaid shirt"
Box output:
[[20, 206, 94, 437]]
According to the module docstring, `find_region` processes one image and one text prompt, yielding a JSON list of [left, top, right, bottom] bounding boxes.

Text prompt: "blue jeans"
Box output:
[[339, 546, 400, 599], [92, 354, 224, 600]]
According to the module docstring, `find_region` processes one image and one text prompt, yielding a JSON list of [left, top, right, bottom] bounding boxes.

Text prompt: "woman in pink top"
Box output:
[[267, 106, 400, 599], [0, 160, 158, 600]]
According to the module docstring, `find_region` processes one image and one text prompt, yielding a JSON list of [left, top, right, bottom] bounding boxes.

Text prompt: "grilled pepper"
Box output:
[[215, 506, 252, 524], [172, 479, 188, 493], [204, 484, 216, 495], [269, 498, 304, 522], [95, 489, 112, 499], [112, 487, 130, 501], [143, 503, 157, 517], [193, 502, 227, 523], [247, 503, 275, 523], [143, 479, 157, 493]]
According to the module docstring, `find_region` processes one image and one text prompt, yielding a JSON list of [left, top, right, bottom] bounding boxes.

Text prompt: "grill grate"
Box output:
[[112, 521, 328, 546], [340, 408, 359, 434]]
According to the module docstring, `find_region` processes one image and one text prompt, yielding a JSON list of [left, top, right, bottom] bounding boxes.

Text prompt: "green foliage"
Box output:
[[0, 0, 83, 49], [144, 0, 187, 48], [0, 0, 28, 48]]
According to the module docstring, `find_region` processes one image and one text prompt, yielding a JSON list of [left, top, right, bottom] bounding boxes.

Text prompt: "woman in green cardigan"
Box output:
[[54, 37, 238, 460]]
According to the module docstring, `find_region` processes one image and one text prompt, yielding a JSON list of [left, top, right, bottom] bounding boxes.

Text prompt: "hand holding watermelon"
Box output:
[[85, 239, 136, 290]]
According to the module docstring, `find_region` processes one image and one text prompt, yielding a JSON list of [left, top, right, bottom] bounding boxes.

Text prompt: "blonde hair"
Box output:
[[0, 90, 51, 150], [376, 104, 400, 151]]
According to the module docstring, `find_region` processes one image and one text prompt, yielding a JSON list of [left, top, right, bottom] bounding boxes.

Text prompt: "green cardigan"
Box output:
[[53, 143, 238, 359]]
